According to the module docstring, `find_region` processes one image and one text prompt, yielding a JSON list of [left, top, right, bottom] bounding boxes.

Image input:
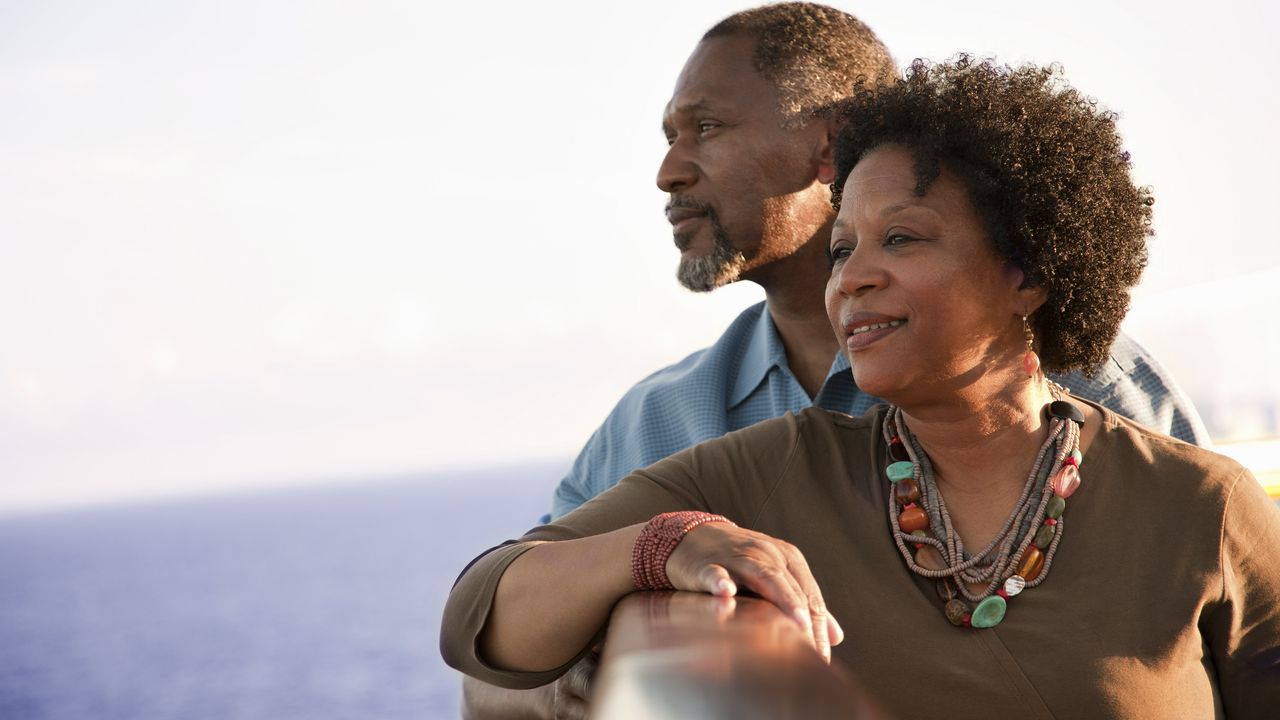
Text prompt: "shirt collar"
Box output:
[[729, 304, 856, 409], [828, 345, 851, 375], [729, 306, 791, 408]]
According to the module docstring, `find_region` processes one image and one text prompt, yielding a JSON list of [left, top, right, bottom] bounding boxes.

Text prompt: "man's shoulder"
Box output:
[[621, 301, 768, 398], [1052, 330, 1209, 445], [1063, 330, 1184, 394], [1057, 330, 1146, 389], [551, 302, 771, 518]]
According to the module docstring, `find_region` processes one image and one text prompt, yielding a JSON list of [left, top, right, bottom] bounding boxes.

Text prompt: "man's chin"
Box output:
[[676, 253, 746, 292]]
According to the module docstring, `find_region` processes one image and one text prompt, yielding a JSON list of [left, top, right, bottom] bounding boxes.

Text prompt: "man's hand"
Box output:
[[460, 651, 598, 720], [551, 649, 597, 719]]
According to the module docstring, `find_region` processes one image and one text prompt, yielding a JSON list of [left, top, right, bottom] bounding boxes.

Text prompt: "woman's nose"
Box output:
[[831, 246, 886, 298]]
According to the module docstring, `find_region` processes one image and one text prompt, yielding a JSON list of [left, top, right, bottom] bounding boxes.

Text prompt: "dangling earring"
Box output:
[[1022, 315, 1040, 378]]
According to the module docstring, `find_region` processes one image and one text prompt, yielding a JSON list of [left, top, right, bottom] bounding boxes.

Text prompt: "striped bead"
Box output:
[[1003, 575, 1026, 597]]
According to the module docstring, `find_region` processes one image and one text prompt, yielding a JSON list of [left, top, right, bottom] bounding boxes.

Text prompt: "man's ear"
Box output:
[[814, 116, 839, 185]]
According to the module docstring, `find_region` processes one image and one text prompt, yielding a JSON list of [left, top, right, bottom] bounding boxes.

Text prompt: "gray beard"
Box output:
[[674, 216, 746, 293]]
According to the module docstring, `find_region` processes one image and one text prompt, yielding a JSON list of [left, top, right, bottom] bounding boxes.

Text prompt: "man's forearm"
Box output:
[[461, 676, 556, 720]]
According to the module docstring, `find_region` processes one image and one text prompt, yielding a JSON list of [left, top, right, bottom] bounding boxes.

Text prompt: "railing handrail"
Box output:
[[590, 591, 889, 719]]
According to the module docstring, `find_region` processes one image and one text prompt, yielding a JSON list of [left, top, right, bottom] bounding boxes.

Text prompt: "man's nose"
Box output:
[[656, 141, 697, 193]]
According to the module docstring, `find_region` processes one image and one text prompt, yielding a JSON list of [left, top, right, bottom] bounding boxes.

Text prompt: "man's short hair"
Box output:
[[704, 2, 897, 125]]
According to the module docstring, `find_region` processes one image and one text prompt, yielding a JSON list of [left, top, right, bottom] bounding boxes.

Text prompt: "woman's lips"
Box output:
[[845, 319, 905, 350]]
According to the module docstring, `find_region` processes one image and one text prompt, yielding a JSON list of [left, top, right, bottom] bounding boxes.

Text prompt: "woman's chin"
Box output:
[[850, 368, 908, 405]]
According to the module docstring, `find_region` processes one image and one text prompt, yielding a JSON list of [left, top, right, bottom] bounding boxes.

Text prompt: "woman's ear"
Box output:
[[1006, 265, 1048, 316]]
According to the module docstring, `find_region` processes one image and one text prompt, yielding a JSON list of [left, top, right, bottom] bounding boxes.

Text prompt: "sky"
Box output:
[[3, 0, 1278, 512]]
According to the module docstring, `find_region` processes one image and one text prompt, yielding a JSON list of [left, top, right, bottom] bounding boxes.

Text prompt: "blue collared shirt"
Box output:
[[550, 301, 1209, 519]]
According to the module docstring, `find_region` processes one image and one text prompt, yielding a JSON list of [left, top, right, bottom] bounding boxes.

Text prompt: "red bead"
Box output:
[[962, 614, 972, 626], [1064, 456, 1078, 467], [898, 505, 929, 534], [996, 588, 1009, 599], [1044, 518, 1058, 526]]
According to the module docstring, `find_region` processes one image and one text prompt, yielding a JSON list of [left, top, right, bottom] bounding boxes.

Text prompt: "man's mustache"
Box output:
[[665, 195, 713, 215]]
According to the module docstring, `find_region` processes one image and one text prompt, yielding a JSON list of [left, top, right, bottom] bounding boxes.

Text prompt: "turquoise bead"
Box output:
[[1071, 448, 1083, 467], [1046, 495, 1067, 519], [970, 595, 1007, 628], [886, 461, 914, 482]]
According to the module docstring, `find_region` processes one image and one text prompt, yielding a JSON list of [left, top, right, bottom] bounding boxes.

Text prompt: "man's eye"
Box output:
[[698, 121, 720, 134], [885, 234, 915, 247]]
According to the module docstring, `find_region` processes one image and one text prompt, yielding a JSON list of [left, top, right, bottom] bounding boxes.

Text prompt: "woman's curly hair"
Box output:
[[831, 56, 1151, 373]]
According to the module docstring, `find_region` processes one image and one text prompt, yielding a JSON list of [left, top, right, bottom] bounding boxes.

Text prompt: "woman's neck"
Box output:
[[898, 376, 1056, 498]]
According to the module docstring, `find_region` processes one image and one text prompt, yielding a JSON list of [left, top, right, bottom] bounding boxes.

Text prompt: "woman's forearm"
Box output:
[[478, 523, 644, 672]]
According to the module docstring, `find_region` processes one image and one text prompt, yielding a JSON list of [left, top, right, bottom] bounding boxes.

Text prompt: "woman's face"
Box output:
[[825, 144, 1030, 406]]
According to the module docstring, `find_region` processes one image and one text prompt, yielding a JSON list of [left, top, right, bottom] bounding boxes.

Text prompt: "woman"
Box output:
[[441, 57, 1280, 717]]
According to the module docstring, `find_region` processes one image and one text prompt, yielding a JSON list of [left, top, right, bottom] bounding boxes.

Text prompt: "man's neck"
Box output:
[[755, 238, 840, 400]]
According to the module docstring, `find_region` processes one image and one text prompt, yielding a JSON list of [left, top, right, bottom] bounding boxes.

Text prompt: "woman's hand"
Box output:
[[664, 523, 845, 662]]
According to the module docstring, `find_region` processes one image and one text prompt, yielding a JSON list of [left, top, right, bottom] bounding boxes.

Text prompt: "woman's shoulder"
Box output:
[[1090, 400, 1252, 499], [795, 404, 885, 433], [708, 405, 884, 447], [688, 406, 883, 480]]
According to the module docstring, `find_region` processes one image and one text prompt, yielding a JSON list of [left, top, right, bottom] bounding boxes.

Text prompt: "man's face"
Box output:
[[659, 34, 833, 292]]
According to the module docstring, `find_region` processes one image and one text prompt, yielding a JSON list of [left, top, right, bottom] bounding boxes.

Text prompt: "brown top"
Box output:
[[441, 404, 1280, 718]]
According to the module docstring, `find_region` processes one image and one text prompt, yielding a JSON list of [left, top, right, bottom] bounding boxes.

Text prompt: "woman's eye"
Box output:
[[826, 246, 852, 267], [698, 121, 720, 134], [885, 234, 914, 247]]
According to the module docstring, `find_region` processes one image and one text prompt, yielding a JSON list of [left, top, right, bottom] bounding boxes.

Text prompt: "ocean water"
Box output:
[[0, 464, 563, 720]]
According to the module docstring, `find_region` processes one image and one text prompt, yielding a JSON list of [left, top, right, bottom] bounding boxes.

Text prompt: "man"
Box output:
[[550, 3, 1207, 520], [463, 3, 1208, 717]]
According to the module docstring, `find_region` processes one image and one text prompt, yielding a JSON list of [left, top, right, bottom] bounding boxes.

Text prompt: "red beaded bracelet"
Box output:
[[631, 511, 736, 590]]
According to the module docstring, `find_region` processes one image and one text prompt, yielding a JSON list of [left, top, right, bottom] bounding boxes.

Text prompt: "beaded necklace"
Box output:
[[881, 389, 1085, 629]]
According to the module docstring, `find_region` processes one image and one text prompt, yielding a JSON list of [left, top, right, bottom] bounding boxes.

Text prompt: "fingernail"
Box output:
[[715, 578, 735, 596]]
